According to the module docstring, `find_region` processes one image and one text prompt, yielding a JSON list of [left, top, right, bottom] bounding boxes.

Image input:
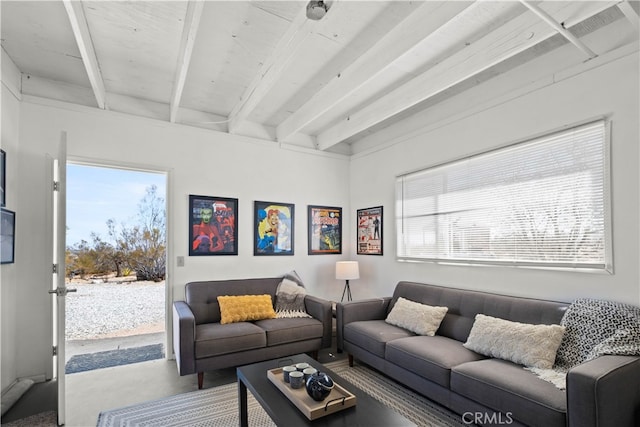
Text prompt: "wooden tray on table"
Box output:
[[267, 367, 357, 420]]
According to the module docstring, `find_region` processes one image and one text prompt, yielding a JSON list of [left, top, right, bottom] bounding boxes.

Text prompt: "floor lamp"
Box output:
[[336, 261, 359, 302]]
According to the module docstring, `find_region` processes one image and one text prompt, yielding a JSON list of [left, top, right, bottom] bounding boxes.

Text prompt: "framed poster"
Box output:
[[254, 201, 294, 255], [1, 149, 5, 207], [1, 208, 15, 264], [357, 206, 383, 255], [189, 195, 238, 256], [308, 205, 342, 255]]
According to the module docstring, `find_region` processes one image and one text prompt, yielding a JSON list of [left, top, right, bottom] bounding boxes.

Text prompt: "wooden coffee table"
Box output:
[[236, 353, 414, 426]]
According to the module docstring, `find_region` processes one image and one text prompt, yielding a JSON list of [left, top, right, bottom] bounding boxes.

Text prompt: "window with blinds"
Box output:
[[396, 120, 611, 271]]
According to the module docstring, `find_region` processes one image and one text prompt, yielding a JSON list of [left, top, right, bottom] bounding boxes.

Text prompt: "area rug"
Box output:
[[96, 359, 466, 427], [65, 344, 164, 374]]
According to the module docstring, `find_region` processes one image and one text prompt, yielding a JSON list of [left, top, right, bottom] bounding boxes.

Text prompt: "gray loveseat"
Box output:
[[173, 277, 332, 389], [336, 281, 640, 427]]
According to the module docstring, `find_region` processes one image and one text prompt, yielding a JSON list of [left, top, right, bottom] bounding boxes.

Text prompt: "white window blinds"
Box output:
[[396, 120, 611, 270]]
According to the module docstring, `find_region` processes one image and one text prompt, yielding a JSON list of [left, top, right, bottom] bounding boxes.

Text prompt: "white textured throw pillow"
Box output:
[[463, 314, 565, 369], [385, 297, 448, 336]]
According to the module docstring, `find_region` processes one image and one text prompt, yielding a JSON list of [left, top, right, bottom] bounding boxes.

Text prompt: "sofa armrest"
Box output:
[[336, 297, 391, 352], [173, 301, 196, 376], [304, 295, 333, 349], [567, 355, 640, 427]]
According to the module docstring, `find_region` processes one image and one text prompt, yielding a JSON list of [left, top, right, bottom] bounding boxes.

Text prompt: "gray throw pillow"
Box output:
[[275, 271, 311, 318]]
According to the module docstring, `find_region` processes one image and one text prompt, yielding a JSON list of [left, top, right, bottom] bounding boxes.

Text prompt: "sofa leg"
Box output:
[[198, 372, 204, 389], [310, 350, 319, 360], [348, 354, 353, 367]]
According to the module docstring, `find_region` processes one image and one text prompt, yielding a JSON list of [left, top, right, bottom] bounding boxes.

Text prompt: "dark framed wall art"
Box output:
[[254, 201, 295, 255], [1, 208, 15, 264], [357, 206, 383, 255], [308, 205, 342, 255], [189, 195, 238, 256], [1, 149, 5, 207]]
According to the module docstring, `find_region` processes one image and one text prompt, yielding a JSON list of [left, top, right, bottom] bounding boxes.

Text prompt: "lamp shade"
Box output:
[[336, 261, 359, 280]]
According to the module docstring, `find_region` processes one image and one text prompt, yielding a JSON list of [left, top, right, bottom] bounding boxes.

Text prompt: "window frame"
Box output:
[[395, 119, 613, 273]]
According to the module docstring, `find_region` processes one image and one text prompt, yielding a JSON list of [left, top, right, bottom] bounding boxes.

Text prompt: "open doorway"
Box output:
[[64, 163, 167, 374]]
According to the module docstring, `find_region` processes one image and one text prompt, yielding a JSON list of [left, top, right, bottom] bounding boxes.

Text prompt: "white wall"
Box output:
[[5, 99, 351, 383], [1, 83, 21, 391], [349, 44, 640, 306]]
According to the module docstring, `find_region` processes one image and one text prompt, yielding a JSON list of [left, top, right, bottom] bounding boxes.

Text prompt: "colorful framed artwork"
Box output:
[[308, 205, 342, 255], [254, 201, 295, 255], [1, 208, 15, 264], [357, 206, 383, 255], [1, 149, 5, 207], [189, 195, 238, 256]]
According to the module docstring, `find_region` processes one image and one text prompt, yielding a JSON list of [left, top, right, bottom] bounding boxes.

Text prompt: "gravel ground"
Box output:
[[65, 281, 165, 340]]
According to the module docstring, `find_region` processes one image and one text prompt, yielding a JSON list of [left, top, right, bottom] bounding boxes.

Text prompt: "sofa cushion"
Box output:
[[255, 317, 323, 346], [195, 322, 266, 358], [385, 297, 448, 336], [463, 314, 565, 369], [386, 336, 486, 387], [185, 278, 282, 325], [390, 282, 568, 343], [451, 359, 566, 427], [344, 320, 414, 358], [217, 294, 277, 324]]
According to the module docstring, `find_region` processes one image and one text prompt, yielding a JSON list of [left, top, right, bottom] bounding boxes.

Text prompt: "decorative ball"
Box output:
[[305, 371, 334, 401]]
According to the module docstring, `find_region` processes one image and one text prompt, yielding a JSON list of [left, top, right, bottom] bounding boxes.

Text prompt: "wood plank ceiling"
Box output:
[[1, 1, 638, 155]]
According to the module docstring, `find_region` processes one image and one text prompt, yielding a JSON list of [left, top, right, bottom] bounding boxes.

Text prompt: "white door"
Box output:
[[49, 132, 74, 426]]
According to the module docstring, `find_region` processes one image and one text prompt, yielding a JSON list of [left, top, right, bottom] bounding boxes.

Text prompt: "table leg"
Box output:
[[238, 378, 248, 427]]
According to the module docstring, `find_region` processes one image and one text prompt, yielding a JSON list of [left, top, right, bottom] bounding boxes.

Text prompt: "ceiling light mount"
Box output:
[[306, 1, 330, 21]]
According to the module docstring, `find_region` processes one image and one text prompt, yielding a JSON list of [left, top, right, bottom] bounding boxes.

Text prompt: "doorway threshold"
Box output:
[[65, 332, 165, 373]]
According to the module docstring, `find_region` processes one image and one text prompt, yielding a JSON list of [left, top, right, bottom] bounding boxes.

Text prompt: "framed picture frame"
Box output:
[[254, 201, 295, 255], [357, 206, 383, 255], [189, 195, 238, 256], [308, 205, 342, 255], [1, 208, 15, 264], [1, 149, 6, 207]]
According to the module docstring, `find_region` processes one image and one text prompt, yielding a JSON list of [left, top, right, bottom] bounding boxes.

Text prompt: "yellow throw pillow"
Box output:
[[217, 295, 277, 324]]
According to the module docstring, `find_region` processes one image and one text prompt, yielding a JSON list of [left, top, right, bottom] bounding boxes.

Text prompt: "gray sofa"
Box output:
[[336, 281, 640, 427], [173, 277, 332, 389]]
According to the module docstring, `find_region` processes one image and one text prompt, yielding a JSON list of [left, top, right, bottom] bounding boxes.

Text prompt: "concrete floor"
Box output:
[[65, 357, 235, 426], [2, 334, 343, 427]]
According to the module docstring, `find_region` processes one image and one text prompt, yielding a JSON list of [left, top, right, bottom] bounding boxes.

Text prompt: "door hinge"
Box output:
[[53, 264, 58, 274], [53, 346, 58, 356], [53, 181, 59, 192]]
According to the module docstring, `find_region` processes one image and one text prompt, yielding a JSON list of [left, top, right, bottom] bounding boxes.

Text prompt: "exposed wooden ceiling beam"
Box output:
[[227, 3, 318, 134], [618, 1, 640, 32], [316, 1, 617, 151], [170, 0, 205, 123], [276, 1, 473, 144], [519, 0, 597, 60], [62, 0, 107, 109]]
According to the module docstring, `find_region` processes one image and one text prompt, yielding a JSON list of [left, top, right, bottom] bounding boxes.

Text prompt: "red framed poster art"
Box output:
[[189, 195, 238, 256]]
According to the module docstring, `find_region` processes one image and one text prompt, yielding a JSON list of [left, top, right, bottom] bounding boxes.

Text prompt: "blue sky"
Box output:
[[66, 164, 166, 247]]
